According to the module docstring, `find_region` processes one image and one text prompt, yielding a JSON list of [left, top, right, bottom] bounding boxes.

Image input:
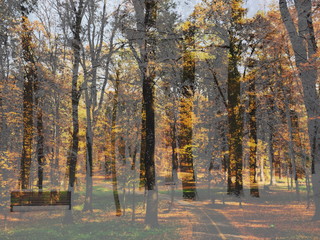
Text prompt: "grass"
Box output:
[[0, 219, 178, 240], [1, 184, 179, 240], [1, 176, 316, 239]]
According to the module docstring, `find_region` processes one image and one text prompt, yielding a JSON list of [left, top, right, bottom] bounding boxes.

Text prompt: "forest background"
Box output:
[[0, 0, 320, 238]]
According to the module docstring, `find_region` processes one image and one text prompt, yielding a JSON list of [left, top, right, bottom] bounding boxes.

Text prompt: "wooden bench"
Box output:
[[164, 182, 176, 186], [10, 191, 71, 212]]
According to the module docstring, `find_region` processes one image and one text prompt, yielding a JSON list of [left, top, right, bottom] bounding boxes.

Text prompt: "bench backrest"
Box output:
[[10, 191, 71, 211]]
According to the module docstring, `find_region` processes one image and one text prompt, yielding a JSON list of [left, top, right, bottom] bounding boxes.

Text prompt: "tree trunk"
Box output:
[[35, 92, 44, 190], [20, 15, 36, 190], [179, 24, 197, 200], [285, 106, 300, 200], [111, 72, 122, 217], [83, 127, 93, 211], [64, 0, 86, 224], [131, 146, 137, 222], [248, 74, 259, 197], [34, 70, 45, 191], [131, 0, 158, 227], [83, 71, 93, 212], [226, 0, 245, 197], [268, 126, 276, 186], [143, 0, 158, 227], [279, 0, 320, 219], [171, 117, 178, 183], [139, 110, 146, 188], [51, 93, 60, 188]]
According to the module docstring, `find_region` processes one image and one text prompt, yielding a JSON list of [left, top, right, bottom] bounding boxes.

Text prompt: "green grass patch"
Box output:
[[0, 219, 178, 240]]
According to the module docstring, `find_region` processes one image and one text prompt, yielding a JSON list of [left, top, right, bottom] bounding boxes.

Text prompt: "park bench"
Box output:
[[164, 181, 176, 186], [10, 190, 71, 212]]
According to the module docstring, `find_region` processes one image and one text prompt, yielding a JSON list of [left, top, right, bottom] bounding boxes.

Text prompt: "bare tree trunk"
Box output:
[[83, 0, 114, 211], [303, 152, 311, 208], [51, 94, 60, 188], [83, 125, 93, 211], [286, 107, 300, 200], [267, 123, 276, 186], [110, 72, 122, 217], [64, 0, 86, 223], [131, 147, 137, 222], [171, 117, 178, 183], [83, 69, 93, 211], [279, 0, 320, 219]]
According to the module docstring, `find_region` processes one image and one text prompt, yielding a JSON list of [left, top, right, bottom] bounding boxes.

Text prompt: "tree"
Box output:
[[226, 0, 245, 196], [129, 0, 158, 227], [56, 0, 88, 223], [247, 71, 259, 197], [179, 20, 197, 200], [143, 0, 158, 227], [279, 0, 320, 219], [110, 69, 122, 216], [128, 0, 159, 227], [65, 0, 86, 192], [19, 0, 39, 190], [81, 0, 116, 212]]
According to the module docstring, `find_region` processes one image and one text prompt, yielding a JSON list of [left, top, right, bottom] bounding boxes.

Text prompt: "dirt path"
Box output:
[[94, 179, 245, 239], [174, 200, 245, 240]]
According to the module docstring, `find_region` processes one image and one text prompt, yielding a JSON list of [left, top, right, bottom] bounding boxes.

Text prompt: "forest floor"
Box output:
[[173, 194, 320, 239], [163, 182, 320, 240], [1, 176, 320, 239]]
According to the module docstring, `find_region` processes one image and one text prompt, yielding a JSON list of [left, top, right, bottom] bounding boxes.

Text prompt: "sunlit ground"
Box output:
[[1, 175, 320, 239]]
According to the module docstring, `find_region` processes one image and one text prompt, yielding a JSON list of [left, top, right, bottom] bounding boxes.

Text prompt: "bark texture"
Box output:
[[279, 0, 320, 219]]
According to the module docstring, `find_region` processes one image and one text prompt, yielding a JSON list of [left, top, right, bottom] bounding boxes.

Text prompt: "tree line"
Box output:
[[0, 0, 319, 227]]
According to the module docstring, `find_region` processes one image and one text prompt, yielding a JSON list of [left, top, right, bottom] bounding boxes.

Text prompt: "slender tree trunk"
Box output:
[[65, 0, 86, 223], [248, 74, 259, 197], [268, 126, 276, 186], [0, 96, 7, 153], [83, 75, 93, 212], [286, 164, 290, 190], [51, 94, 60, 188], [131, 146, 137, 222], [122, 186, 126, 216], [286, 107, 300, 200], [266, 96, 276, 186], [83, 128, 93, 211], [303, 154, 311, 208], [171, 118, 178, 183], [83, 0, 113, 211], [111, 72, 122, 217]]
